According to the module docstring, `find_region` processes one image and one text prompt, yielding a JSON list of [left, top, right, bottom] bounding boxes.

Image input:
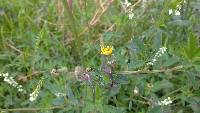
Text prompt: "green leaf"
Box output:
[[128, 60, 145, 69], [168, 20, 190, 26], [130, 37, 144, 53], [187, 72, 200, 90], [103, 32, 114, 42], [152, 80, 173, 92], [148, 106, 162, 113], [128, 101, 132, 110], [188, 33, 198, 51], [186, 96, 200, 104], [168, 0, 182, 8], [66, 82, 78, 105], [103, 105, 126, 113], [183, 33, 200, 62], [115, 75, 129, 85], [186, 97, 200, 113], [152, 30, 162, 50], [82, 101, 95, 113], [191, 1, 200, 11], [108, 84, 121, 97], [163, 57, 179, 67], [191, 104, 200, 113], [52, 97, 65, 105]]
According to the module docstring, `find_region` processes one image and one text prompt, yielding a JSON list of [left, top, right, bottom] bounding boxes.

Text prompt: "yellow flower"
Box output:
[[101, 45, 113, 56]]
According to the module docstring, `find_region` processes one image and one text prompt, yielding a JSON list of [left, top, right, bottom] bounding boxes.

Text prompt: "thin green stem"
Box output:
[[160, 86, 187, 100], [92, 85, 96, 104]]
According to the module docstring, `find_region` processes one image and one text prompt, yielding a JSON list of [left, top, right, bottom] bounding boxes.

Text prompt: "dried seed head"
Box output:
[[18, 75, 28, 83], [103, 66, 112, 76], [50, 68, 60, 77], [75, 66, 84, 81], [57, 67, 68, 73]]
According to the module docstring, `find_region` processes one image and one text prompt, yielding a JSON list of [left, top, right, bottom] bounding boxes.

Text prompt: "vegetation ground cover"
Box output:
[[0, 0, 200, 113]]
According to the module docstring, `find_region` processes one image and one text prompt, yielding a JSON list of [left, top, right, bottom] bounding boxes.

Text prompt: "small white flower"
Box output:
[[169, 9, 173, 15], [133, 86, 139, 95], [147, 62, 154, 66], [147, 47, 167, 66], [121, 0, 135, 19], [160, 47, 167, 53], [29, 91, 39, 101], [29, 97, 35, 101], [18, 88, 23, 92], [55, 92, 65, 97], [175, 10, 180, 15], [123, 0, 131, 7], [0, 73, 25, 92], [157, 97, 172, 106], [169, 1, 183, 16], [128, 13, 134, 20], [29, 79, 43, 101], [152, 58, 157, 62]]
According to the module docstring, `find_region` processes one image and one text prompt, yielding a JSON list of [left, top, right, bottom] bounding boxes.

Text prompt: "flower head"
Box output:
[[101, 45, 113, 56], [147, 47, 167, 66], [157, 97, 172, 106], [0, 73, 25, 93], [29, 79, 43, 101]]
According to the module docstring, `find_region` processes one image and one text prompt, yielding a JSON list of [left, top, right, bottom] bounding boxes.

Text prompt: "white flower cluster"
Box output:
[[29, 79, 43, 101], [169, 0, 186, 16], [0, 73, 25, 92], [147, 47, 167, 66], [142, 0, 147, 8], [157, 97, 172, 106], [54, 92, 65, 97], [169, 7, 180, 16], [121, 0, 134, 19]]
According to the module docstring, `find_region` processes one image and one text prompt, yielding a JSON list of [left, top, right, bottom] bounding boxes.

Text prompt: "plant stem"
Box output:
[[92, 85, 96, 104], [0, 105, 65, 112], [116, 65, 188, 75]]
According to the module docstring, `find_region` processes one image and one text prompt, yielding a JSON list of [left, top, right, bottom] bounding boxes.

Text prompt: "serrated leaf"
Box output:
[[189, 33, 198, 51], [183, 33, 200, 62]]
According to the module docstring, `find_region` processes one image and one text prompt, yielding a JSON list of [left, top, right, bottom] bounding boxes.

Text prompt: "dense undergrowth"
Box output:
[[0, 0, 200, 113]]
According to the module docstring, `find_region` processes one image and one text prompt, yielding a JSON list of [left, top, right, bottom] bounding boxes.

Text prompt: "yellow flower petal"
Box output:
[[100, 45, 113, 56]]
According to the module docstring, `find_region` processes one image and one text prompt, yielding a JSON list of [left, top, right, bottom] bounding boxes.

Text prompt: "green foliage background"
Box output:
[[0, 0, 200, 113]]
